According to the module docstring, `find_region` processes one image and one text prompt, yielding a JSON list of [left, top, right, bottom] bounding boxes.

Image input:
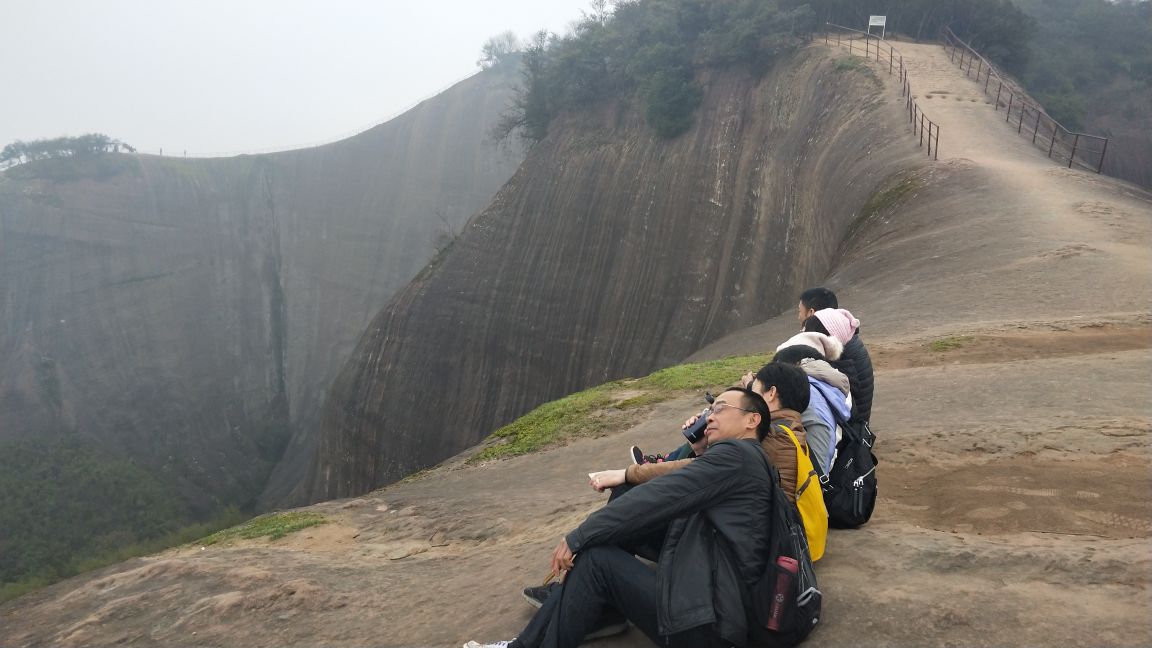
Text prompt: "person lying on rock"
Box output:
[[463, 387, 782, 648], [796, 286, 874, 424]]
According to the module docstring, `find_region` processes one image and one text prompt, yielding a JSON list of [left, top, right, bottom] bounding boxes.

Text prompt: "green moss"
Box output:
[[634, 353, 771, 391], [197, 511, 327, 546], [613, 392, 670, 409], [861, 175, 922, 220], [928, 336, 975, 352], [468, 353, 771, 463], [834, 56, 867, 72]]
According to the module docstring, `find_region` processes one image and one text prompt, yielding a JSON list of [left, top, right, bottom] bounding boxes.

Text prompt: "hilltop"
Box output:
[[2, 36, 1149, 647]]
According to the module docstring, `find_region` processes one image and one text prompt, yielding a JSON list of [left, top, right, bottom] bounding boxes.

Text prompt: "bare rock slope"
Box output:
[[2, 41, 1150, 648], [0, 67, 523, 514], [306, 46, 927, 502]]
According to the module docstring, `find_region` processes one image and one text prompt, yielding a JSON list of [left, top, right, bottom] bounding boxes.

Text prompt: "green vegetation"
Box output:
[[1014, 0, 1152, 130], [469, 352, 771, 462], [197, 511, 327, 546], [2, 133, 134, 166], [861, 175, 922, 219], [0, 434, 255, 603], [928, 335, 975, 352], [493, 0, 817, 142], [834, 56, 867, 72], [490, 0, 1052, 143]]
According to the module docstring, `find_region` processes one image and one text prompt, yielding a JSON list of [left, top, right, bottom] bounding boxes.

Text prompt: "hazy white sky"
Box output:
[[1, 1, 589, 156]]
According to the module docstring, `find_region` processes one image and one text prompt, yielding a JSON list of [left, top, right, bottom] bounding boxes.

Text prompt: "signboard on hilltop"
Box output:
[[868, 15, 886, 39]]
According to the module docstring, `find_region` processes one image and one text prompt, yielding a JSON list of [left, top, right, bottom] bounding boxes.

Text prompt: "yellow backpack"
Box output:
[[777, 423, 828, 561]]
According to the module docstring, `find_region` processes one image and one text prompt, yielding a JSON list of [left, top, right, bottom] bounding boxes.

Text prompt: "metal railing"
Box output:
[[939, 27, 1108, 173], [824, 24, 939, 160]]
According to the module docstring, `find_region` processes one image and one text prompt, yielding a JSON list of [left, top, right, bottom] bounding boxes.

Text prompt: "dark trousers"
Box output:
[[515, 485, 725, 648], [515, 545, 660, 648]]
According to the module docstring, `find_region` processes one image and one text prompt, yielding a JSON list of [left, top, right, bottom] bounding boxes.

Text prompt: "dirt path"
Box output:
[[3, 41, 1151, 648]]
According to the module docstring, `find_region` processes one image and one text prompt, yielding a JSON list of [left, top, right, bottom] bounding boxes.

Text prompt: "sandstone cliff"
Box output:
[[0, 66, 523, 516], [307, 47, 927, 501]]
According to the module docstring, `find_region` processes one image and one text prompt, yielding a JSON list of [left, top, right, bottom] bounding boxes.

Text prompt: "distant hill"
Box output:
[[0, 64, 524, 578]]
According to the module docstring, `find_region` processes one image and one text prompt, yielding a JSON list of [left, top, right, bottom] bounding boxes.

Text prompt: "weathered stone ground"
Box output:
[[2, 41, 1150, 648]]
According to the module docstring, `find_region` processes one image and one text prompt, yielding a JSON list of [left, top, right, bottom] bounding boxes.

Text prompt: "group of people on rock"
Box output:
[[464, 287, 874, 648]]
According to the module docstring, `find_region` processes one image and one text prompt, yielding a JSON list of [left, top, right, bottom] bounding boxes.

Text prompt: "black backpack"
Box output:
[[819, 416, 878, 528], [734, 446, 822, 648]]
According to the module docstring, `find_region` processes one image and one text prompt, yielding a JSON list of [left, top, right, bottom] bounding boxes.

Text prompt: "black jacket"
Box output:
[[839, 332, 875, 423], [565, 439, 776, 646]]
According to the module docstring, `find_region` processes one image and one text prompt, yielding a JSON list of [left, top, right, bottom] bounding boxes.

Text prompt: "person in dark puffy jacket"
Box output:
[[797, 287, 874, 424], [463, 388, 782, 648]]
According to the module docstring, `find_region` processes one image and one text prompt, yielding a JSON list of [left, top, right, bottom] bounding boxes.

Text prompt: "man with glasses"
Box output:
[[463, 387, 781, 648]]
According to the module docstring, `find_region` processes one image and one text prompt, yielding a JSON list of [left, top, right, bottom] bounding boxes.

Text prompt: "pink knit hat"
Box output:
[[776, 332, 843, 361], [813, 308, 860, 345]]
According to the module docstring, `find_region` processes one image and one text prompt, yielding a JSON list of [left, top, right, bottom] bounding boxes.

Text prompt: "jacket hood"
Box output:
[[776, 331, 844, 361], [799, 358, 850, 396]]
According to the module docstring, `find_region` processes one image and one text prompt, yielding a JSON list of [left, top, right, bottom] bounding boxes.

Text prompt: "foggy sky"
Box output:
[[0, 1, 588, 157]]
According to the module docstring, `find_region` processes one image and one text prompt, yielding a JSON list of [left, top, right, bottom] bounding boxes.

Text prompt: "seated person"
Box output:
[[772, 342, 852, 476], [797, 288, 874, 423], [616, 362, 811, 503], [463, 388, 781, 648]]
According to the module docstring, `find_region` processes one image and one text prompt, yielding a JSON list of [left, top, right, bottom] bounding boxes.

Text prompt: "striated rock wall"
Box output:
[[307, 46, 928, 501], [0, 68, 523, 515]]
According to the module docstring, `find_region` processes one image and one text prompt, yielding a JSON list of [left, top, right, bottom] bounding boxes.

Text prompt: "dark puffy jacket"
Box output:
[[566, 439, 776, 646], [838, 332, 874, 423]]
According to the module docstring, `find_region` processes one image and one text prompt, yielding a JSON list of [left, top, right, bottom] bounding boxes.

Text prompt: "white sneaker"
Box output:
[[462, 641, 514, 648]]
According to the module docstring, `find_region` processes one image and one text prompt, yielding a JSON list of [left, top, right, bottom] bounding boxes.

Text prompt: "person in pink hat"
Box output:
[[796, 288, 874, 423]]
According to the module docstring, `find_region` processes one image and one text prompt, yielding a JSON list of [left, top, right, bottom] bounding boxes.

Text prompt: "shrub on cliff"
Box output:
[[493, 0, 817, 142], [1, 133, 135, 167]]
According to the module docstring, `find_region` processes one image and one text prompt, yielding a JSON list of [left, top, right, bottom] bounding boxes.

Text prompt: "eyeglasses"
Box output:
[[708, 402, 755, 416]]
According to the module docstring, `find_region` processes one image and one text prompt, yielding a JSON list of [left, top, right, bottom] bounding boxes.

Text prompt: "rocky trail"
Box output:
[[2, 40, 1150, 648]]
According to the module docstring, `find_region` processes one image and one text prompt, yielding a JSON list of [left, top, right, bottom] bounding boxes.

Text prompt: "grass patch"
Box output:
[[613, 392, 670, 409], [468, 353, 772, 463], [928, 336, 975, 352], [861, 175, 922, 220], [834, 56, 867, 72], [197, 511, 327, 546]]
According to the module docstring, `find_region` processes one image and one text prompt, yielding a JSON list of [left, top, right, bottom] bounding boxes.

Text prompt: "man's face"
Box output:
[[704, 390, 757, 445], [796, 300, 815, 324]]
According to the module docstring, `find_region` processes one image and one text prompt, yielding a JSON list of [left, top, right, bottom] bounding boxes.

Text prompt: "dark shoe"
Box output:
[[629, 446, 666, 465], [629, 445, 644, 465], [584, 609, 629, 640], [522, 582, 560, 609]]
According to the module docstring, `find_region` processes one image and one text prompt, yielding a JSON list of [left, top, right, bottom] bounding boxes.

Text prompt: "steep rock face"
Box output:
[[308, 47, 926, 501], [0, 68, 522, 515]]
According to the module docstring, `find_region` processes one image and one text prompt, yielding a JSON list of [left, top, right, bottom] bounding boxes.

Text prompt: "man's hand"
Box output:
[[550, 538, 575, 579], [741, 371, 756, 390], [682, 414, 699, 430], [587, 469, 626, 492]]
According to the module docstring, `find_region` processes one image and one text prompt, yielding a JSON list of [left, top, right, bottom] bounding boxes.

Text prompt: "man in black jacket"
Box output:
[[797, 287, 874, 423], [463, 387, 779, 648]]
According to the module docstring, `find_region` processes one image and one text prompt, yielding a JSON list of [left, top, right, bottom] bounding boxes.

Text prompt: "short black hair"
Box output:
[[773, 344, 826, 365], [753, 362, 811, 413], [799, 287, 838, 311], [722, 387, 773, 442], [802, 315, 830, 336]]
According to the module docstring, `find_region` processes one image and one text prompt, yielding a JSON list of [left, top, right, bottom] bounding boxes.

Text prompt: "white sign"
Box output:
[[868, 15, 887, 27]]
